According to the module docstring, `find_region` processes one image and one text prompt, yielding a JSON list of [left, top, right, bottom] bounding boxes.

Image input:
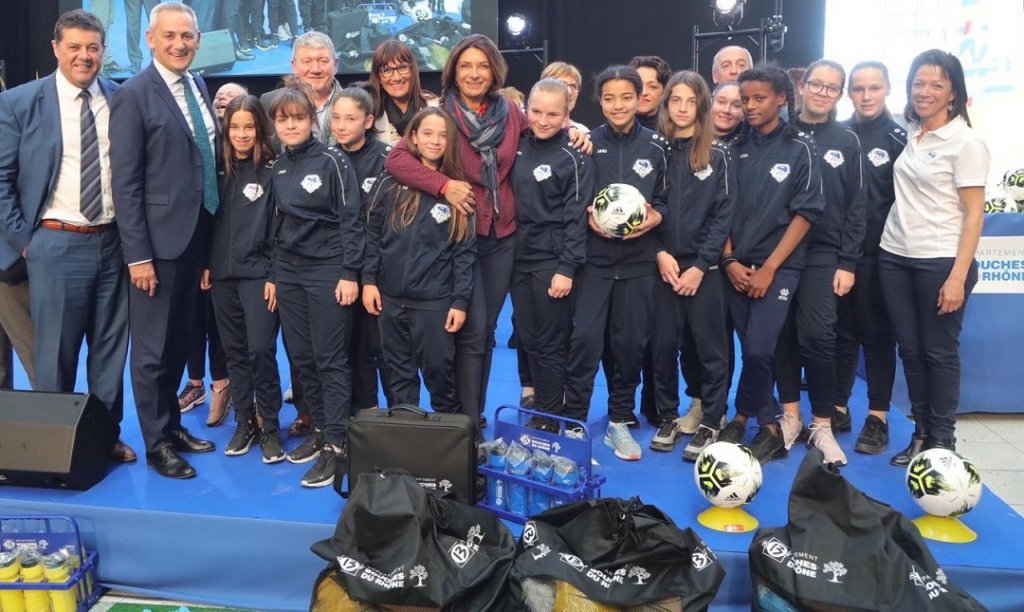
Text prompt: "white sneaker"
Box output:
[[604, 422, 641, 461], [779, 412, 804, 450], [807, 422, 848, 466], [678, 398, 703, 434]]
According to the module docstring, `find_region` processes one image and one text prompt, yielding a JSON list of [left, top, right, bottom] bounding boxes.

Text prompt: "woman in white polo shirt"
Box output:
[[879, 49, 989, 466]]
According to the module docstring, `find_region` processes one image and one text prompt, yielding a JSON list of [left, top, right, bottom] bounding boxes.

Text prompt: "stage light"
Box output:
[[714, 0, 740, 14], [712, 0, 745, 26], [506, 13, 528, 38]]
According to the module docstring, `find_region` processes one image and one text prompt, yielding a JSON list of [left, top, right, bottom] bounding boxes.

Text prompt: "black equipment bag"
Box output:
[[311, 470, 515, 611], [508, 497, 726, 611], [342, 405, 477, 503], [749, 449, 987, 611]]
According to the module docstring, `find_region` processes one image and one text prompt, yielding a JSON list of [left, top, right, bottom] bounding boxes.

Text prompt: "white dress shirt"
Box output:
[[43, 70, 115, 225]]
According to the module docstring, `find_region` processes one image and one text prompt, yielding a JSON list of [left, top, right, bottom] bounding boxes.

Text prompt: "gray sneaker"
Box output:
[[604, 422, 641, 461], [565, 426, 585, 440], [683, 424, 719, 462], [807, 422, 848, 466], [779, 412, 805, 450], [677, 398, 703, 434], [649, 418, 684, 452]]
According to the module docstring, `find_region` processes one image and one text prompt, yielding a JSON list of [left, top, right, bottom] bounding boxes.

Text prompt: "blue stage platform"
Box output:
[[1, 302, 1023, 611]]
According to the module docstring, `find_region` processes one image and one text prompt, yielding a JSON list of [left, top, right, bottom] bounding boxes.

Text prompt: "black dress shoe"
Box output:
[[169, 427, 216, 453], [146, 444, 196, 479], [890, 432, 927, 466]]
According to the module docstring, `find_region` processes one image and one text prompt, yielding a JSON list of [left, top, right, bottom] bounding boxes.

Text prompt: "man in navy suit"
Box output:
[[110, 1, 218, 479], [0, 9, 133, 461]]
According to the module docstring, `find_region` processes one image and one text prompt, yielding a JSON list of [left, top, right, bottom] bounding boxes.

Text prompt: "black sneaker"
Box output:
[[718, 419, 746, 444], [854, 415, 889, 455], [525, 415, 559, 434], [260, 430, 286, 464], [288, 429, 324, 464], [300, 444, 337, 488], [683, 424, 719, 462], [224, 419, 258, 456], [649, 418, 683, 452], [748, 427, 786, 465], [254, 34, 278, 50], [832, 408, 852, 433], [890, 432, 927, 467]]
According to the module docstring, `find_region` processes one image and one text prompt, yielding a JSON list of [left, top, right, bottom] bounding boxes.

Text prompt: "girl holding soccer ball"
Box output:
[[563, 65, 668, 461]]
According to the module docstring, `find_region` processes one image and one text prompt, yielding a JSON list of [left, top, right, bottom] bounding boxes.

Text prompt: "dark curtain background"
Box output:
[[2, 0, 824, 127]]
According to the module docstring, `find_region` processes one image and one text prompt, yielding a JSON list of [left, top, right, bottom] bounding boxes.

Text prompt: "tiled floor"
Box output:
[[954, 414, 1024, 517]]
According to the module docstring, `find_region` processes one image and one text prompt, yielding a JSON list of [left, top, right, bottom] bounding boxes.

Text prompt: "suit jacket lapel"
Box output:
[[147, 63, 193, 139], [40, 74, 63, 197]]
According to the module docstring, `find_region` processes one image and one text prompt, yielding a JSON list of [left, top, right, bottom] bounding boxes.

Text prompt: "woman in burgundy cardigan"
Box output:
[[384, 34, 527, 430]]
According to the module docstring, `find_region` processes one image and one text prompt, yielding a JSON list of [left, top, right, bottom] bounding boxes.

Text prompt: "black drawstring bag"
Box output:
[[749, 449, 987, 611], [311, 470, 515, 611], [508, 497, 726, 611]]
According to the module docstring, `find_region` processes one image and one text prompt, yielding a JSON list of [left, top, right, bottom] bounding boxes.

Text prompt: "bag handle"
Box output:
[[386, 403, 429, 419]]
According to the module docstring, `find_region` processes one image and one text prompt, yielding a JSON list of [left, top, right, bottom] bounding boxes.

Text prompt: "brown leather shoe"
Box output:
[[287, 413, 313, 437], [111, 439, 138, 463], [207, 383, 231, 426]]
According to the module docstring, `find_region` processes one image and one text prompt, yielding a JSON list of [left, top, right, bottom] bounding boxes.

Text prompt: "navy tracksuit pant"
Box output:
[[728, 268, 800, 426], [210, 278, 282, 429]]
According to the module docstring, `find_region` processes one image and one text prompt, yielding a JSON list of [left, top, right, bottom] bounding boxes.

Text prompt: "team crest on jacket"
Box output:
[[430, 203, 451, 224], [770, 163, 791, 182], [242, 183, 263, 202], [823, 149, 845, 168], [867, 147, 890, 167], [362, 177, 377, 193], [694, 165, 713, 181], [301, 174, 322, 194], [533, 164, 553, 182], [632, 159, 653, 178]]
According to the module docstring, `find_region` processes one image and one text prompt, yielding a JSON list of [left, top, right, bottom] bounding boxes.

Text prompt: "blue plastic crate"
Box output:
[[0, 515, 101, 611], [478, 405, 605, 524]]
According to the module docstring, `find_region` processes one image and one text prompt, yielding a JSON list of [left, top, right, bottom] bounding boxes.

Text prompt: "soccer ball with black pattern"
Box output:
[[694, 442, 763, 508], [905, 449, 982, 518], [1004, 165, 1024, 204], [591, 183, 647, 238]]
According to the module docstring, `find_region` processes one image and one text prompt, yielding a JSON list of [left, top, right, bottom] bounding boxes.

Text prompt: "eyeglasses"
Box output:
[[380, 63, 412, 78], [563, 82, 580, 92], [806, 80, 843, 98]]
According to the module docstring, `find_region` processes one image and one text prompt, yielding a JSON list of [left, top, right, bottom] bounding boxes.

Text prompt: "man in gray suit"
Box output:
[[0, 9, 131, 461]]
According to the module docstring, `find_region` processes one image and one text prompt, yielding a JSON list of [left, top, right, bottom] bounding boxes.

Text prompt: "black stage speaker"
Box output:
[[0, 391, 117, 490], [192, 29, 236, 75]]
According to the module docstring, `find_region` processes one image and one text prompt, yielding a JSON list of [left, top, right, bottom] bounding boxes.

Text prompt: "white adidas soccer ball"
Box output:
[[591, 183, 647, 238], [694, 442, 763, 508], [905, 449, 982, 518]]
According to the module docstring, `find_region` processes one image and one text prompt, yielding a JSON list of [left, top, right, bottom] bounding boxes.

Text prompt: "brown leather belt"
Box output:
[[39, 219, 116, 234]]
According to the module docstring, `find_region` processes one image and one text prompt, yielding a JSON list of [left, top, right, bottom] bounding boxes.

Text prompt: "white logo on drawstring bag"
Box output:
[[867, 147, 890, 167], [770, 163, 790, 182], [430, 203, 451, 224], [823, 149, 845, 168], [301, 174, 322, 193], [242, 183, 263, 202], [337, 556, 364, 576], [409, 565, 428, 587]]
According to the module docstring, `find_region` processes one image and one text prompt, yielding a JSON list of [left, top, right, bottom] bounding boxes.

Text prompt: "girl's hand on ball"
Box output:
[[587, 206, 613, 238], [623, 203, 661, 240]]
